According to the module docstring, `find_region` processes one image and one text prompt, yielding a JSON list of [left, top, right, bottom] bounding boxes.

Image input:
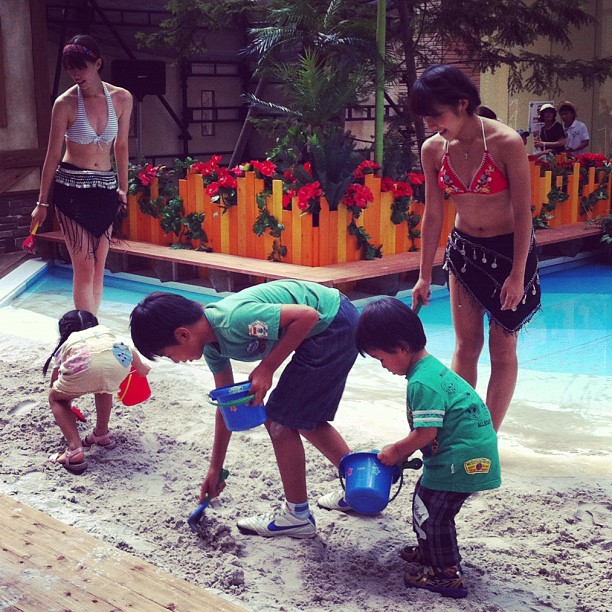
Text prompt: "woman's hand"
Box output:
[[500, 273, 525, 311], [117, 188, 127, 210], [30, 203, 48, 232], [412, 278, 431, 309]]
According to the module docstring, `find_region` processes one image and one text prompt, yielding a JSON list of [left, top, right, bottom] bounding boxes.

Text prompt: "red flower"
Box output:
[[343, 183, 374, 209], [282, 189, 296, 209], [380, 177, 413, 198], [353, 159, 381, 179], [284, 169, 297, 183], [206, 182, 220, 196], [577, 153, 607, 168], [193, 156, 223, 177], [216, 167, 238, 188], [138, 163, 158, 186], [303, 162, 312, 175], [297, 181, 322, 211], [251, 160, 277, 177], [406, 172, 425, 185], [230, 165, 244, 177]]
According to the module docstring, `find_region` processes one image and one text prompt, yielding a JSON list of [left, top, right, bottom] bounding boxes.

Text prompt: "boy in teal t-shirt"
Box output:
[[353, 297, 501, 599], [130, 280, 359, 539]]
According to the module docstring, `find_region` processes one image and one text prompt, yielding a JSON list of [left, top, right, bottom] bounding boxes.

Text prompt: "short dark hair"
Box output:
[[355, 297, 426, 356], [62, 34, 104, 72], [411, 64, 481, 117], [130, 292, 204, 360], [477, 105, 497, 120]]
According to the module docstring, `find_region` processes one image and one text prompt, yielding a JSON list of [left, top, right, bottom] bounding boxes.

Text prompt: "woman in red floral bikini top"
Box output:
[[437, 117, 509, 195], [410, 64, 541, 434]]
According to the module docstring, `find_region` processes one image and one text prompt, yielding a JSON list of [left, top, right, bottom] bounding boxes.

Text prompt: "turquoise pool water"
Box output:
[[8, 260, 612, 376]]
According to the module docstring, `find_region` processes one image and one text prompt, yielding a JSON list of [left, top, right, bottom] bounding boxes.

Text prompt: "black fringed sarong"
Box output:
[[443, 228, 541, 333], [53, 162, 120, 260]]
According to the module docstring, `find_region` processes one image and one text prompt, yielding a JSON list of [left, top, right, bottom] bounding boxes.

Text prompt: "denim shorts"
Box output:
[[265, 294, 359, 430]]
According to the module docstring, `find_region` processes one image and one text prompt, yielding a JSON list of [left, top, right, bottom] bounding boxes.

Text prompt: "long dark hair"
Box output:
[[43, 310, 99, 376]]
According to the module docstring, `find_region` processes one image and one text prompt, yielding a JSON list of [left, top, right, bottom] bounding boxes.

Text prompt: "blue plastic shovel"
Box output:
[[187, 468, 229, 533]]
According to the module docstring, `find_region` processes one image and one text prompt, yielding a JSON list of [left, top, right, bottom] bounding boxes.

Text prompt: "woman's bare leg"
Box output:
[[449, 275, 485, 389], [486, 324, 518, 431], [60, 221, 112, 315]]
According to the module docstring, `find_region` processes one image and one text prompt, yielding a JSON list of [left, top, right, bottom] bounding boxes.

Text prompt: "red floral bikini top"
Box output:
[[437, 117, 509, 195]]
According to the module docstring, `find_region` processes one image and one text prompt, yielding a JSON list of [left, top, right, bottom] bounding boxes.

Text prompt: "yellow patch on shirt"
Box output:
[[464, 458, 492, 474]]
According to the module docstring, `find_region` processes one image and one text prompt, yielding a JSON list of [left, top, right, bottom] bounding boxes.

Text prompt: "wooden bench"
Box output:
[[34, 223, 602, 288], [1, 494, 243, 611]]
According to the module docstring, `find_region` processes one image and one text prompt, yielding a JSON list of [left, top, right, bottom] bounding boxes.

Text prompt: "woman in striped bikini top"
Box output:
[[65, 82, 118, 146], [32, 34, 133, 316]]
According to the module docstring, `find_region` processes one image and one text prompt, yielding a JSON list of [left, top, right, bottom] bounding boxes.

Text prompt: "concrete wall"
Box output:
[[482, 0, 610, 155], [0, 1, 39, 191]]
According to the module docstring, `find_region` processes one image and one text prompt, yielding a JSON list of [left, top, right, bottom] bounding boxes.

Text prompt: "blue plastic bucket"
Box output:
[[208, 381, 266, 432], [339, 451, 401, 514]]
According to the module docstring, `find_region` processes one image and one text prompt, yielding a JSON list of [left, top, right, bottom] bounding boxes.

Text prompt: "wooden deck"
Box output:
[[34, 223, 602, 287], [0, 494, 243, 611]]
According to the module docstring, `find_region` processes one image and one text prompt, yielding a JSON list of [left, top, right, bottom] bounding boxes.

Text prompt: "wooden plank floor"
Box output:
[[35, 223, 602, 287], [0, 495, 243, 611]]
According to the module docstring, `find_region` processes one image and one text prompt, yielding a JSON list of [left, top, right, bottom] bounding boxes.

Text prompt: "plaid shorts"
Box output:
[[412, 477, 472, 570]]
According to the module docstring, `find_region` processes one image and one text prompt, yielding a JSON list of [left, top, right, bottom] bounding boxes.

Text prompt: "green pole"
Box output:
[[375, 0, 386, 166]]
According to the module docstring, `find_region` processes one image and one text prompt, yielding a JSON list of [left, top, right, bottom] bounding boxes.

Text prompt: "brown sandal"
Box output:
[[49, 446, 88, 475], [82, 429, 117, 450]]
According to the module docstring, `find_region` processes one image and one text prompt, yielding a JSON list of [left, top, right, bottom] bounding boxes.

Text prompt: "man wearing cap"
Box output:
[[558, 101, 590, 154]]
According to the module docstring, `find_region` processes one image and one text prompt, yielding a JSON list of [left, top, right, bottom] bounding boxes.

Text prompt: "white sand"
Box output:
[[1, 304, 611, 611]]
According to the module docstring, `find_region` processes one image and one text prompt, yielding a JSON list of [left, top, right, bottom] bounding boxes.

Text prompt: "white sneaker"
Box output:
[[236, 505, 317, 538], [317, 491, 354, 512]]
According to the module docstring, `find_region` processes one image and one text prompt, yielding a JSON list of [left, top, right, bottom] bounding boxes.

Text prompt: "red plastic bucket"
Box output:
[[339, 451, 401, 514], [208, 381, 266, 431], [118, 367, 151, 406]]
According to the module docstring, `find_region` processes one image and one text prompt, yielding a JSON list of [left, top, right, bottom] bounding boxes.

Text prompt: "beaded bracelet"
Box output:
[[36, 201, 50, 208]]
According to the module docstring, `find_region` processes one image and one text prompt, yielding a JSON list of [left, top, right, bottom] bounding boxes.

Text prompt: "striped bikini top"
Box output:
[[438, 117, 509, 196], [65, 83, 118, 145]]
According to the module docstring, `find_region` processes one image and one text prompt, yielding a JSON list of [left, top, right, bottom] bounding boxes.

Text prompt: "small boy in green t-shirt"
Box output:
[[130, 280, 359, 539], [354, 297, 500, 599]]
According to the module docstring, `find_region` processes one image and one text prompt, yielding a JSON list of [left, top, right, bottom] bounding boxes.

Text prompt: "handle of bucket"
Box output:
[[386, 457, 423, 504], [208, 394, 256, 408], [402, 457, 423, 471], [413, 296, 424, 315]]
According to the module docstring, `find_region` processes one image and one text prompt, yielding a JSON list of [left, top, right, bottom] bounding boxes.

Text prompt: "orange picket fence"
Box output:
[[122, 159, 610, 267], [529, 158, 611, 226]]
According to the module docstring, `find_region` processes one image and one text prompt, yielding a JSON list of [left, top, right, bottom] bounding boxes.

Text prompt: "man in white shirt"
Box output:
[[558, 101, 590, 154]]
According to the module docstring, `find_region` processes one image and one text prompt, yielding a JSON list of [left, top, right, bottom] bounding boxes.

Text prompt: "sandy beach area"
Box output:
[[1, 304, 611, 611]]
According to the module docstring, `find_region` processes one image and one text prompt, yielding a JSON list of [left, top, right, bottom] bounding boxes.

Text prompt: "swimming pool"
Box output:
[[4, 258, 612, 376]]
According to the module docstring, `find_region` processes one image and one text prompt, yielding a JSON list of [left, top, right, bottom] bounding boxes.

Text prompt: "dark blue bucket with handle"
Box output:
[[208, 381, 266, 431]]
